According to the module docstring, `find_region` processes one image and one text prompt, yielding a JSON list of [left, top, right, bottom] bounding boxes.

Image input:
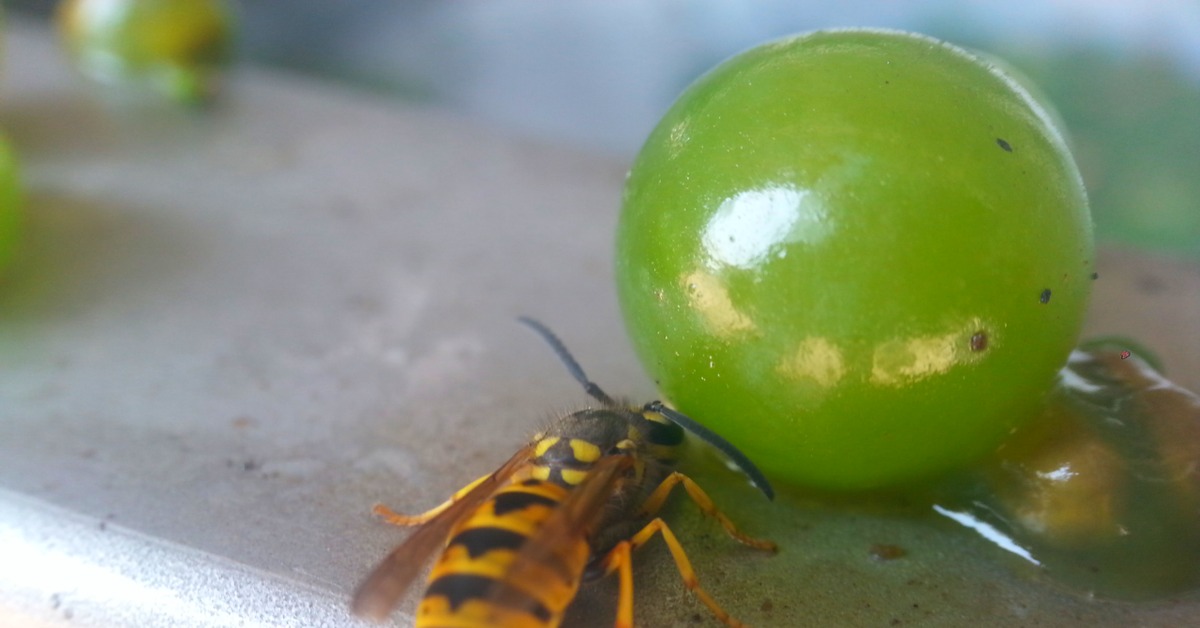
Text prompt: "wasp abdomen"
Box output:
[[417, 480, 589, 628], [446, 527, 527, 558]]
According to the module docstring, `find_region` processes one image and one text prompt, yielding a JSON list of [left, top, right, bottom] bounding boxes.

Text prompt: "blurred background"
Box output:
[[6, 0, 1199, 256]]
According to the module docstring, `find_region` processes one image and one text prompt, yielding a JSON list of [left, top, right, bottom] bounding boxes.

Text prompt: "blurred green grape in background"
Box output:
[[55, 0, 236, 104], [0, 134, 21, 278]]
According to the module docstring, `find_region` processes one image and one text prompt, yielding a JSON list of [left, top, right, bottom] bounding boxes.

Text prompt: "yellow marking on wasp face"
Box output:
[[645, 411, 673, 425], [615, 438, 636, 453], [560, 468, 589, 486], [531, 466, 551, 481], [534, 437, 560, 458], [568, 439, 602, 463], [632, 458, 646, 483]]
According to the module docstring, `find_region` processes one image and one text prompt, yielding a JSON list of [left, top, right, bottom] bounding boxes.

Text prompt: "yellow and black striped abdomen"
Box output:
[[417, 478, 589, 628]]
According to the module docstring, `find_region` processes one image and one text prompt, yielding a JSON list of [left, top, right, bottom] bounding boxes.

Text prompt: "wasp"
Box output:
[[352, 317, 777, 627]]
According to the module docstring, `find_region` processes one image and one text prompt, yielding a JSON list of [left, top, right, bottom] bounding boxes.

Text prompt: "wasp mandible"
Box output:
[[352, 318, 777, 627]]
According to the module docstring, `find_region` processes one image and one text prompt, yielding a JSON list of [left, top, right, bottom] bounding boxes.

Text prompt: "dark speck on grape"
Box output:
[[1091, 272, 1099, 280], [1039, 288, 1052, 304], [996, 138, 1013, 152], [970, 332, 988, 352]]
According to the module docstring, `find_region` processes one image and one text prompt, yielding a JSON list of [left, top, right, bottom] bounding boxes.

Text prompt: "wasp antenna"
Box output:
[[646, 401, 775, 500], [517, 317, 616, 406]]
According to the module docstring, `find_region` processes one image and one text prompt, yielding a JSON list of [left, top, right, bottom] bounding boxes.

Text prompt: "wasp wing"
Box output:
[[487, 454, 635, 613], [351, 443, 536, 622]]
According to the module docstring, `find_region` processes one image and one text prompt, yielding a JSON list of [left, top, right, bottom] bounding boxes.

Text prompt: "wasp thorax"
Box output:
[[528, 409, 645, 488]]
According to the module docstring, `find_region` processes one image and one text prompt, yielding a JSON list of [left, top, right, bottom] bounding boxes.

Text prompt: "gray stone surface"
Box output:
[[2, 20, 1198, 628]]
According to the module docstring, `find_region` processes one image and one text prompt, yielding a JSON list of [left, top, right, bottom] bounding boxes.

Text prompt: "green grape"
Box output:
[[57, 0, 235, 104], [616, 29, 1094, 491], [0, 133, 21, 276]]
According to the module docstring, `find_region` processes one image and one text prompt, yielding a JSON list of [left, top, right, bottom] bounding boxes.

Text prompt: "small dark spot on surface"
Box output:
[[242, 459, 260, 472], [761, 598, 774, 612], [1039, 288, 1052, 304], [1137, 274, 1165, 294], [1091, 272, 1099, 280], [870, 543, 908, 561], [891, 619, 903, 626], [1090, 565, 1101, 573], [691, 612, 705, 623], [345, 293, 383, 314], [98, 521, 107, 531], [970, 332, 988, 352], [50, 593, 61, 609], [996, 137, 1013, 152]]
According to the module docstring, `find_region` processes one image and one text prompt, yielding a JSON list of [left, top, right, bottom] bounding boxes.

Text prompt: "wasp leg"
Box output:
[[598, 518, 751, 628], [600, 540, 636, 628], [637, 472, 777, 553], [371, 473, 491, 527]]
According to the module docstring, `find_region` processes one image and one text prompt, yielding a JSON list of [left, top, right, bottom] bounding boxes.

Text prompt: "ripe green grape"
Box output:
[[616, 29, 1094, 491]]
